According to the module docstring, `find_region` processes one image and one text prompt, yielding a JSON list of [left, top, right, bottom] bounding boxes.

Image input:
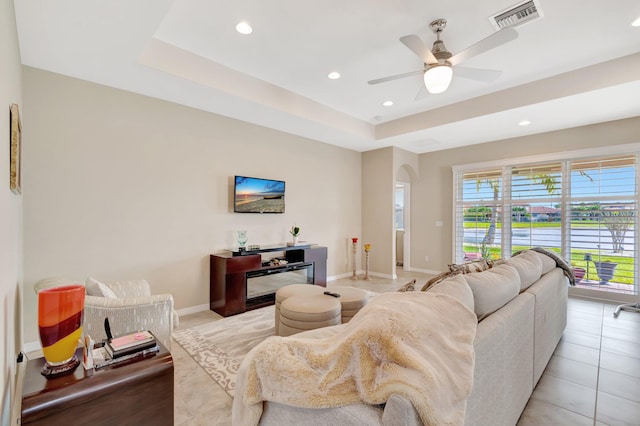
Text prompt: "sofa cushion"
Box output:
[[504, 250, 543, 291], [428, 274, 474, 313], [531, 251, 557, 275], [85, 276, 118, 299], [463, 264, 521, 320], [106, 280, 152, 298]]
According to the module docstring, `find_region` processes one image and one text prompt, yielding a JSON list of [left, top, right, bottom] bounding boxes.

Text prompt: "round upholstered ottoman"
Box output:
[[333, 287, 370, 323], [278, 295, 341, 337], [275, 284, 325, 335]]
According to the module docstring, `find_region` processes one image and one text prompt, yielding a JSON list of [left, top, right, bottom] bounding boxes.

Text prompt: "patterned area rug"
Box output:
[[173, 305, 275, 397]]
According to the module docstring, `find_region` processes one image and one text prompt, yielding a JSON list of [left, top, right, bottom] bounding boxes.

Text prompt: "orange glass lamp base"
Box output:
[[38, 284, 85, 378]]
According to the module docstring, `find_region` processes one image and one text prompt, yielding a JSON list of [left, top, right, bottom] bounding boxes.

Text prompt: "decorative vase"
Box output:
[[38, 284, 85, 378], [593, 261, 617, 285], [292, 236, 299, 246], [237, 230, 248, 250]]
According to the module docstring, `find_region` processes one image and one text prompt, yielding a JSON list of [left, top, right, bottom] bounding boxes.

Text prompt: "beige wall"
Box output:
[[412, 117, 640, 273], [22, 67, 361, 343], [0, 0, 23, 418], [362, 147, 394, 277]]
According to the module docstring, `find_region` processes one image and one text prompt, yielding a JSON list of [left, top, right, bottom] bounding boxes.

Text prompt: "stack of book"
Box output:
[[91, 330, 159, 369], [105, 330, 157, 358]]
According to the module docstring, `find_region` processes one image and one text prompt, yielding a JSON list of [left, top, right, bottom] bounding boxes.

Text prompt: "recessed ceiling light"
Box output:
[[235, 21, 253, 35], [327, 72, 341, 80], [632, 16, 640, 27], [382, 100, 394, 107], [518, 120, 532, 126]]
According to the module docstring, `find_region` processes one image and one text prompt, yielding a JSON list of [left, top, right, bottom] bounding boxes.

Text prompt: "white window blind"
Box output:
[[455, 169, 503, 261], [454, 154, 638, 296], [568, 156, 636, 293], [511, 163, 563, 252]]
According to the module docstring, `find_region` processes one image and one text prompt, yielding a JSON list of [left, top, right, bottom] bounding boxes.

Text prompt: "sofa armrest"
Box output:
[[381, 394, 422, 426], [84, 294, 174, 351]]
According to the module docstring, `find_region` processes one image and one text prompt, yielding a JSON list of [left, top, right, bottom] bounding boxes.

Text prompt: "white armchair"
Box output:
[[83, 277, 178, 351]]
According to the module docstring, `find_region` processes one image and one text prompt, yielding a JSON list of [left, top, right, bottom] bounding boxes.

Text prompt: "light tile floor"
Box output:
[[518, 297, 640, 426], [173, 272, 640, 425]]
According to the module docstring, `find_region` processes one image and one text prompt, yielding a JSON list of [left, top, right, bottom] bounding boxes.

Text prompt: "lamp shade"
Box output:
[[423, 64, 453, 94]]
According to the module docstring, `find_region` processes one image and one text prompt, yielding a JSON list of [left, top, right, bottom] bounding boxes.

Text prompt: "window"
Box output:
[[395, 185, 405, 230], [454, 151, 638, 296]]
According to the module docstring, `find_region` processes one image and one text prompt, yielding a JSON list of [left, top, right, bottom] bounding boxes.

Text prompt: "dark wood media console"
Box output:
[[210, 244, 327, 317]]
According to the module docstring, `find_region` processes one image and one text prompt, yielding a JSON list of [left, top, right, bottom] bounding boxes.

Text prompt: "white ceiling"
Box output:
[[13, 0, 640, 153]]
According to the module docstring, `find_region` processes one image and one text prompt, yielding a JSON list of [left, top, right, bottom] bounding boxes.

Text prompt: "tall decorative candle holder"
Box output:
[[363, 244, 372, 280], [350, 237, 358, 280]]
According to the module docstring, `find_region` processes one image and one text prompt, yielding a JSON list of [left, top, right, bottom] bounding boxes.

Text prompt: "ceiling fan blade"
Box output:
[[448, 27, 518, 66], [368, 68, 425, 85], [400, 35, 438, 64], [454, 66, 502, 82]]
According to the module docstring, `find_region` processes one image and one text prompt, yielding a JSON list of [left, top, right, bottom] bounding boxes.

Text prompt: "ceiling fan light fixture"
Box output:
[[424, 64, 453, 94]]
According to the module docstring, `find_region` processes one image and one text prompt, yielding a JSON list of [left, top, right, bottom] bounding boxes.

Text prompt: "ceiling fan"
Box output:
[[368, 19, 518, 95]]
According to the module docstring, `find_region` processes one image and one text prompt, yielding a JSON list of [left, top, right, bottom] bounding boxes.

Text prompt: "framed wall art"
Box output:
[[9, 103, 21, 194]]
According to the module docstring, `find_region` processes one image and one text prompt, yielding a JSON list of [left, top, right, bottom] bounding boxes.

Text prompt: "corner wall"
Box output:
[[362, 147, 394, 277], [0, 0, 23, 420], [22, 67, 361, 344]]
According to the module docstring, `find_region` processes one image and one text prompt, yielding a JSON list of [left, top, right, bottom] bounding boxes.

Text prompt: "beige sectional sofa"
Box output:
[[238, 249, 569, 426]]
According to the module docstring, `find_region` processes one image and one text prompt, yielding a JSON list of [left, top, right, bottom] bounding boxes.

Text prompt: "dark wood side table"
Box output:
[[21, 344, 174, 425]]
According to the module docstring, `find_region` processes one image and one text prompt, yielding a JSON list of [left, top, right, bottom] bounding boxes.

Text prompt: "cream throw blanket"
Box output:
[[232, 291, 477, 426]]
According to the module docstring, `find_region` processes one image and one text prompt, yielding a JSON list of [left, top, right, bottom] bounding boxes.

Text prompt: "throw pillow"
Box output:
[[85, 276, 118, 299], [463, 264, 521, 321], [448, 258, 492, 274], [420, 270, 460, 292], [397, 279, 417, 292]]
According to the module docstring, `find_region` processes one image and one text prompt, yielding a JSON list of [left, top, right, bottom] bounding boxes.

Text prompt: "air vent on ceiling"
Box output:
[[490, 0, 543, 30]]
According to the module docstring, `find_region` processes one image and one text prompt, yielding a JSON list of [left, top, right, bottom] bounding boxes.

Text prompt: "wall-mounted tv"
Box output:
[[234, 175, 285, 214]]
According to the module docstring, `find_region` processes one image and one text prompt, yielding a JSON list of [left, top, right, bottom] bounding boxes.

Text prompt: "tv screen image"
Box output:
[[234, 176, 285, 213]]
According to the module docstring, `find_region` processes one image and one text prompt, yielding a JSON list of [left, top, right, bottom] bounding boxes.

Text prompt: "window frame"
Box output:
[[452, 143, 640, 299]]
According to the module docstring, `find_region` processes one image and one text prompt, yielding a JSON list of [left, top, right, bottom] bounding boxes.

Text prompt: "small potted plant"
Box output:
[[289, 225, 301, 245]]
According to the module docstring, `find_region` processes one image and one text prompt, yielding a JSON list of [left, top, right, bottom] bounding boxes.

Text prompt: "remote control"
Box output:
[[324, 291, 341, 298]]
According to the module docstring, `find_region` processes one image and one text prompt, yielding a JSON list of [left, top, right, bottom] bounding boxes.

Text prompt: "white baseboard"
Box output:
[[176, 303, 210, 317], [23, 340, 41, 353], [327, 271, 363, 281], [407, 267, 441, 275]]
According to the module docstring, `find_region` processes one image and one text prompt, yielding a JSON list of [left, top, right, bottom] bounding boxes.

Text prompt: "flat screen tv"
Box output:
[[234, 175, 285, 213]]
